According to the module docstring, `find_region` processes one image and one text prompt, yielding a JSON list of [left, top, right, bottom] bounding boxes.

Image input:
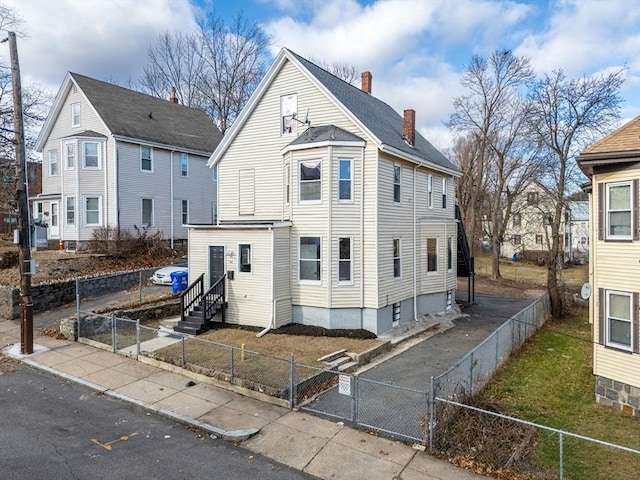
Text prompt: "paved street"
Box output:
[[0, 363, 317, 480]]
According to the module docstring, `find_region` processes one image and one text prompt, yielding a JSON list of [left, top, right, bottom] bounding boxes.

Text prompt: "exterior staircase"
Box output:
[[173, 273, 226, 335], [456, 205, 475, 303]]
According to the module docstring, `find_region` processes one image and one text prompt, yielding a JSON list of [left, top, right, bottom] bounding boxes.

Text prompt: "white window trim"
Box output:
[[238, 243, 252, 274], [71, 102, 80, 128], [140, 145, 153, 173], [393, 238, 402, 278], [141, 198, 154, 227], [64, 141, 76, 170], [65, 195, 75, 225], [427, 174, 433, 209], [447, 236, 453, 272], [442, 177, 447, 209], [298, 236, 321, 284], [48, 150, 58, 176], [83, 195, 102, 226], [181, 199, 189, 226], [605, 289, 633, 351], [338, 158, 353, 203], [606, 181, 632, 240], [393, 164, 401, 204], [281, 93, 297, 135], [299, 159, 322, 204], [82, 141, 101, 170], [427, 237, 439, 275], [337, 237, 353, 285], [180, 153, 189, 177]]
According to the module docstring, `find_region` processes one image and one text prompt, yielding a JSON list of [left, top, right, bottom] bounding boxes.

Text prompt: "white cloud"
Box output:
[[2, 0, 197, 91]]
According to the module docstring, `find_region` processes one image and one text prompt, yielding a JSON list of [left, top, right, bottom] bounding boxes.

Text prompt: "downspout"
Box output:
[[360, 147, 365, 328], [327, 147, 333, 308], [257, 226, 276, 337], [79, 142, 83, 244], [413, 164, 419, 321], [103, 142, 107, 228], [170, 151, 174, 249]]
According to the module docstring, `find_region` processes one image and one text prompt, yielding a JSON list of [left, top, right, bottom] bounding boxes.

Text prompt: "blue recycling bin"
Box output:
[[170, 271, 188, 294]]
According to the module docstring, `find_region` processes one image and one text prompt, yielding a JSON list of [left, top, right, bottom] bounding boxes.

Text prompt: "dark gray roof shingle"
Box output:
[[70, 73, 222, 154], [288, 125, 364, 146], [288, 51, 458, 173]]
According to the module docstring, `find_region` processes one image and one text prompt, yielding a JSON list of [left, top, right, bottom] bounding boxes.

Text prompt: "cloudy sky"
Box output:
[[3, 0, 639, 150]]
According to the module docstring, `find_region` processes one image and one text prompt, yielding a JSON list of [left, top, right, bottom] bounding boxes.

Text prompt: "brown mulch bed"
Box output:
[[207, 321, 377, 340]]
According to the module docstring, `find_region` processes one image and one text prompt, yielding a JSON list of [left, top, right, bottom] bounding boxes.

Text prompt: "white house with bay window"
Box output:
[[577, 115, 640, 416], [34, 73, 222, 250], [187, 48, 461, 336]]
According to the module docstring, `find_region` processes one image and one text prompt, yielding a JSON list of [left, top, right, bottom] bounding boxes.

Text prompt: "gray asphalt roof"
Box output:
[[288, 125, 365, 146], [288, 50, 458, 173], [70, 73, 222, 154]]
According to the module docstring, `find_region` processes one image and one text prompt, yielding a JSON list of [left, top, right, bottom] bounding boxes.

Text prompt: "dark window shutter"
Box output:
[[598, 183, 604, 241], [633, 179, 639, 241], [633, 292, 639, 354], [598, 288, 605, 345]]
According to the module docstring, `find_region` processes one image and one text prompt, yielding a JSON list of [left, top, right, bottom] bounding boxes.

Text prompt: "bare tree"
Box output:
[[450, 50, 539, 279], [196, 11, 270, 133], [528, 68, 625, 318], [309, 57, 359, 84], [139, 31, 205, 107]]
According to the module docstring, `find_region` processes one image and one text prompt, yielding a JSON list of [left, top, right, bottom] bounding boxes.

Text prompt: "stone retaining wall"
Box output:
[[595, 375, 640, 417]]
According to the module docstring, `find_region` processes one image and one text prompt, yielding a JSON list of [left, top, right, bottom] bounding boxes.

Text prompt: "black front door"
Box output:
[[208, 245, 225, 286]]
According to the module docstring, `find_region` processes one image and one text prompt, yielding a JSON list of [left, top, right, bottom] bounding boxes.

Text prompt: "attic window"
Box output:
[[281, 94, 297, 135], [71, 103, 81, 127]]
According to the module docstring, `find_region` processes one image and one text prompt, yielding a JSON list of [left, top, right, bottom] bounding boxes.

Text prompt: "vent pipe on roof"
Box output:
[[170, 87, 178, 104], [361, 71, 372, 94], [403, 109, 415, 146]]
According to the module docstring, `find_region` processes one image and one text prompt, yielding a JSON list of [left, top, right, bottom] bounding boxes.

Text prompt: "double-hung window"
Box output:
[[141, 198, 153, 226], [393, 239, 401, 277], [71, 103, 80, 127], [83, 142, 100, 169], [65, 142, 75, 169], [141, 146, 153, 172], [606, 290, 633, 351], [181, 200, 189, 225], [239, 244, 252, 273], [427, 238, 438, 273], [427, 174, 433, 208], [393, 165, 401, 203], [181, 153, 188, 177], [299, 237, 321, 282], [447, 237, 453, 271], [606, 181, 632, 239], [338, 237, 352, 283], [281, 94, 297, 134], [442, 177, 447, 208], [84, 196, 101, 226], [66, 196, 75, 225], [513, 213, 522, 227], [299, 160, 321, 202], [48, 150, 58, 176], [339, 159, 352, 201]]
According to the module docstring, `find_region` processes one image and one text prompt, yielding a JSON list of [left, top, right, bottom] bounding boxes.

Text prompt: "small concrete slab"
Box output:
[[223, 395, 289, 422], [55, 358, 106, 378], [155, 391, 218, 418], [54, 343, 99, 358], [82, 350, 130, 368], [275, 411, 343, 439], [331, 427, 415, 466], [304, 440, 403, 480], [115, 378, 178, 404], [406, 451, 481, 479], [243, 421, 330, 471], [182, 382, 236, 406], [110, 358, 161, 379], [146, 371, 197, 391], [197, 405, 272, 432], [20, 349, 71, 367], [120, 335, 182, 356], [32, 336, 72, 349], [83, 368, 138, 390]]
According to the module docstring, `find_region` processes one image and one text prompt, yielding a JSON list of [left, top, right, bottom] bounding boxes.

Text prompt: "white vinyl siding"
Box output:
[[239, 169, 255, 215]]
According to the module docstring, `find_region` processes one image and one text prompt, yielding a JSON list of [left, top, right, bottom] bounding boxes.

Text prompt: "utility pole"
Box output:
[[8, 31, 33, 354]]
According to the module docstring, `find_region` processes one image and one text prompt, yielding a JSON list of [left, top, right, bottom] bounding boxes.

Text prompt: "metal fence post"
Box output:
[[136, 319, 140, 359], [111, 314, 116, 353], [181, 336, 185, 367], [289, 353, 296, 409], [230, 346, 235, 382], [429, 376, 435, 453], [75, 278, 81, 337], [469, 351, 474, 396], [139, 271, 143, 305], [352, 375, 359, 425], [559, 431, 564, 480]]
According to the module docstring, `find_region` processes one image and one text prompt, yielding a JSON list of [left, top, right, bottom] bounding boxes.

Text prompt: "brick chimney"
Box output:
[[361, 71, 372, 94], [170, 87, 178, 104], [403, 109, 415, 146]]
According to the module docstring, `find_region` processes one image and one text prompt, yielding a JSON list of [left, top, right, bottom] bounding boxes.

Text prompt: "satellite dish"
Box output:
[[580, 283, 592, 300]]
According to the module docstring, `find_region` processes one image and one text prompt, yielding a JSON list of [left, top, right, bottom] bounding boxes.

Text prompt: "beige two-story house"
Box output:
[[34, 74, 222, 250], [577, 115, 640, 415], [181, 48, 461, 336]]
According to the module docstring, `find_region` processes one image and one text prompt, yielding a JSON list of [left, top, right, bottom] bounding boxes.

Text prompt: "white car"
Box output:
[[151, 257, 188, 285]]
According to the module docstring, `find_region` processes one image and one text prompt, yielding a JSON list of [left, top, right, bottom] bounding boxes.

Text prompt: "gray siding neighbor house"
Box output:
[[34, 73, 222, 250]]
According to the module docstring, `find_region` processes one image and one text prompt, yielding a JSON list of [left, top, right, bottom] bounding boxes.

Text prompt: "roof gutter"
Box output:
[[380, 144, 461, 178], [112, 135, 213, 157]]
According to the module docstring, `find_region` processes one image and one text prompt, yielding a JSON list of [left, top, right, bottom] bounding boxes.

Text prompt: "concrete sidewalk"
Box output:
[[1, 319, 482, 480]]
